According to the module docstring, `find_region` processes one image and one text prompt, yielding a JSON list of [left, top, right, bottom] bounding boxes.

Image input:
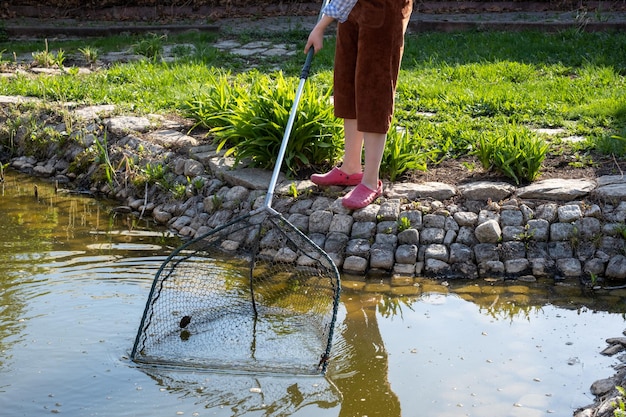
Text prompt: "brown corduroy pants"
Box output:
[[333, 0, 413, 134]]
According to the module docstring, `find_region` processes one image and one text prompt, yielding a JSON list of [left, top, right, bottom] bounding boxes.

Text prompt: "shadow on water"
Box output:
[[1, 169, 625, 417]]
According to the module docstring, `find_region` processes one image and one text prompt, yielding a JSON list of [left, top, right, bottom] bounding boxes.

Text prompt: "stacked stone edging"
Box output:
[[4, 96, 626, 282]]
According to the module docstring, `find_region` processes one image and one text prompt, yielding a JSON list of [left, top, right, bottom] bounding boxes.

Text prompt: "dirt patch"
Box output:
[[408, 151, 625, 188]]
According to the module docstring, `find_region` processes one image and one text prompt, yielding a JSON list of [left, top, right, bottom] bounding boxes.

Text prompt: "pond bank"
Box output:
[[3, 95, 626, 284]]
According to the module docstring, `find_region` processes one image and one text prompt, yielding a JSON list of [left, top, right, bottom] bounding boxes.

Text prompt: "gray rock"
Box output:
[[420, 228, 445, 244], [377, 220, 398, 235], [530, 257, 555, 277], [527, 219, 550, 242], [399, 210, 422, 229], [106, 115, 154, 135], [346, 238, 371, 258], [606, 255, 626, 279], [149, 129, 198, 149], [275, 247, 298, 263], [171, 215, 192, 231], [444, 216, 459, 231], [451, 262, 479, 279], [370, 245, 395, 270], [505, 258, 530, 275], [575, 217, 602, 239], [583, 258, 606, 276], [557, 258, 582, 277], [398, 228, 419, 245], [547, 241, 574, 259], [33, 164, 55, 177], [153, 207, 172, 224], [550, 222, 576, 241], [225, 185, 249, 205], [594, 175, 626, 201], [475, 219, 501, 243], [309, 210, 333, 234], [453, 211, 478, 227], [478, 210, 499, 224], [395, 244, 418, 264], [378, 199, 401, 221], [375, 233, 398, 247], [598, 236, 625, 256], [386, 182, 456, 201], [519, 204, 534, 223], [500, 241, 526, 261], [457, 181, 515, 201], [424, 258, 451, 275], [393, 263, 416, 276], [500, 209, 524, 226], [590, 377, 618, 396], [423, 213, 446, 229], [351, 221, 376, 239], [343, 256, 368, 274], [352, 203, 380, 222], [330, 213, 354, 235], [443, 230, 457, 245], [424, 244, 449, 262], [558, 204, 582, 223], [456, 226, 479, 246], [502, 225, 525, 242], [478, 260, 505, 276], [324, 232, 349, 253], [449, 243, 473, 263], [288, 198, 313, 214], [287, 213, 309, 232], [220, 166, 278, 190], [535, 203, 559, 222], [474, 243, 499, 263], [517, 178, 595, 201]]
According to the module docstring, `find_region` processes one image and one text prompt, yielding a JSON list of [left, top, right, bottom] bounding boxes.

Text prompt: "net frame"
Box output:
[[130, 208, 341, 375]]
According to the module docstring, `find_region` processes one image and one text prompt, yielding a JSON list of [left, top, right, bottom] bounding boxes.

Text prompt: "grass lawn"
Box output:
[[0, 27, 624, 184]]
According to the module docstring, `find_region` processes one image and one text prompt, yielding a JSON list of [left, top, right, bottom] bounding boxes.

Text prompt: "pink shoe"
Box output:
[[342, 180, 383, 210], [311, 167, 363, 186]]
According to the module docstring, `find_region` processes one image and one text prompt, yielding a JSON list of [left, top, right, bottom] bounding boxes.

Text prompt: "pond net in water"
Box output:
[[130, 211, 341, 375]]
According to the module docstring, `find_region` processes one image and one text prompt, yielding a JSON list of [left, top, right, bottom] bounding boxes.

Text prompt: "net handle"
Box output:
[[263, 0, 331, 209]]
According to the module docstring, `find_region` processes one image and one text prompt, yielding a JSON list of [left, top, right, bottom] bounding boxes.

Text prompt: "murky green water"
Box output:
[[1, 169, 624, 417]]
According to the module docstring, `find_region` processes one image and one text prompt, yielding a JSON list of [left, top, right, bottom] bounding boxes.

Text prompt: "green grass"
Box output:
[[0, 28, 625, 183]]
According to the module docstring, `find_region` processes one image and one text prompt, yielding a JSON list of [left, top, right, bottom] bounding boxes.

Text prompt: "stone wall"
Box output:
[[4, 96, 626, 283]]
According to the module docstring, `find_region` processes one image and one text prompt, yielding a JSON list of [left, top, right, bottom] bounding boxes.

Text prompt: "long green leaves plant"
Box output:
[[475, 124, 549, 185]]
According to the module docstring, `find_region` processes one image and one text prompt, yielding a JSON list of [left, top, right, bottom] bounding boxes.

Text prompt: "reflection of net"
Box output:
[[131, 211, 341, 375], [142, 367, 342, 417]]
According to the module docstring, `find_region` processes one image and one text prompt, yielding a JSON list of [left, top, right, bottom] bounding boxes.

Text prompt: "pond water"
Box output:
[[1, 169, 624, 417]]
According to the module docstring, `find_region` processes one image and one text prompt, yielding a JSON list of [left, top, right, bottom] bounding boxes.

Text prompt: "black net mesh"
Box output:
[[131, 210, 341, 375]]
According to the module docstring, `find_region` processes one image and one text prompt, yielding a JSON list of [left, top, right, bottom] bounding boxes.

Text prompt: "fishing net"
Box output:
[[130, 210, 341, 375]]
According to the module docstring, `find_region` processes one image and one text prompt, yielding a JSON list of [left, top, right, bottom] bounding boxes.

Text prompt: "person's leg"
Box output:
[[310, 16, 365, 187], [339, 118, 363, 175], [361, 131, 386, 191]]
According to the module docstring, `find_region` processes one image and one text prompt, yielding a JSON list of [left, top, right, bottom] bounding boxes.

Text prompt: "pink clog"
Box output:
[[311, 167, 363, 186], [342, 180, 383, 210]]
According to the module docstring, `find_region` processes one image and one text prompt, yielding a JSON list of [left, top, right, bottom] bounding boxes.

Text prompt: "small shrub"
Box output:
[[79, 46, 99, 66], [187, 71, 342, 177], [380, 125, 430, 181], [475, 124, 548, 184], [132, 33, 166, 59], [397, 216, 411, 232]]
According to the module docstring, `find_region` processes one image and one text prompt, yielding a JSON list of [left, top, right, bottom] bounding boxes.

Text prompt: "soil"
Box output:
[[411, 151, 626, 189]]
